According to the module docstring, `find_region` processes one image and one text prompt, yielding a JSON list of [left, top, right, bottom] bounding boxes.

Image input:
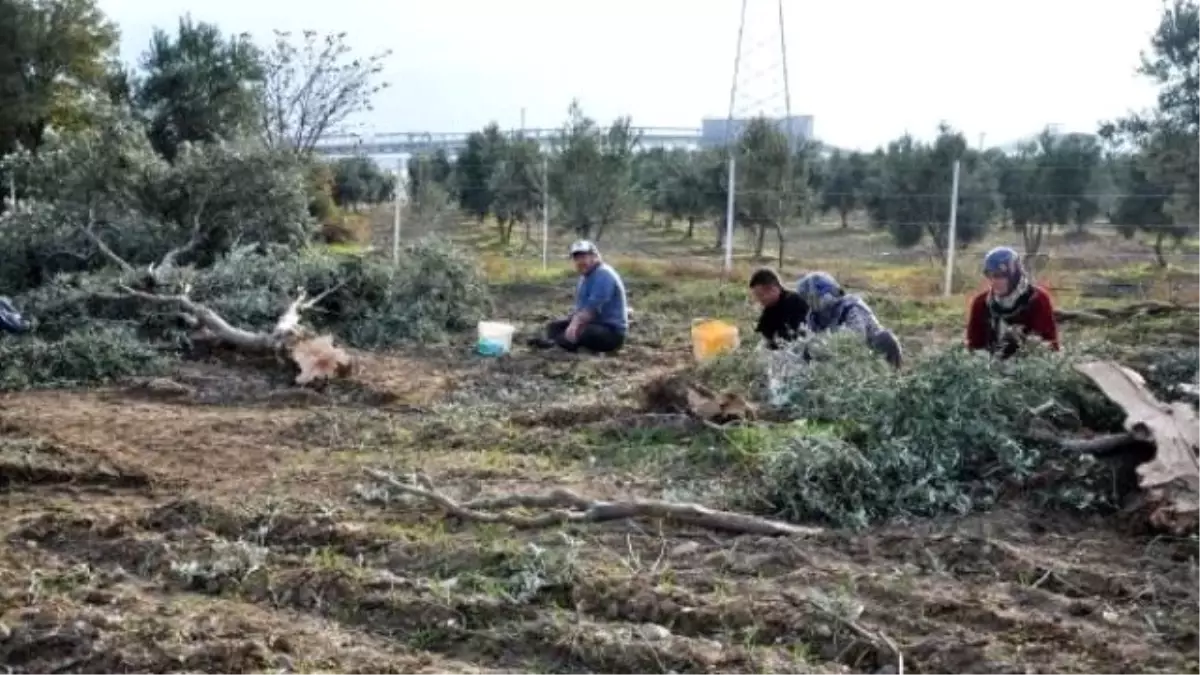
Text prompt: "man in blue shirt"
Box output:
[[529, 240, 628, 354]]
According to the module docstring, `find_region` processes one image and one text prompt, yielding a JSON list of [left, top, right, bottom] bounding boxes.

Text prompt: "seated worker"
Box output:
[[749, 267, 809, 349], [795, 271, 903, 368], [529, 240, 628, 354], [966, 246, 1059, 358]]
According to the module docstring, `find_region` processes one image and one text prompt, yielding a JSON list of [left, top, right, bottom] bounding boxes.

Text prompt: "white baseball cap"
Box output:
[[568, 240, 599, 257]]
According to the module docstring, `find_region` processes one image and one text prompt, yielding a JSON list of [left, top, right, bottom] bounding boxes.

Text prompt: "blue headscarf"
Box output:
[[982, 246, 1032, 314], [794, 272, 902, 367], [796, 271, 859, 332]]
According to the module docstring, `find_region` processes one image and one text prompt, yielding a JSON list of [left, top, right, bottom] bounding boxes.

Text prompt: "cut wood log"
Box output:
[[1075, 360, 1199, 534]]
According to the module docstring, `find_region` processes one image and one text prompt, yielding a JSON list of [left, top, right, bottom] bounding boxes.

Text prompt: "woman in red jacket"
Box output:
[[966, 246, 1059, 358]]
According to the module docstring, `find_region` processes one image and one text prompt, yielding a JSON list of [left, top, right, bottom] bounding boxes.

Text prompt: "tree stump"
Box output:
[[1075, 361, 1199, 534]]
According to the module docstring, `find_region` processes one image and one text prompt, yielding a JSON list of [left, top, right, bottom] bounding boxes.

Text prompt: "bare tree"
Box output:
[[258, 30, 390, 155]]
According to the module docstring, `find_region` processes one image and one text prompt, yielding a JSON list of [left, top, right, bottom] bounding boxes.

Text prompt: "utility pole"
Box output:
[[541, 155, 549, 270], [943, 160, 961, 297], [391, 168, 402, 265], [722, 0, 749, 279], [776, 0, 795, 271]]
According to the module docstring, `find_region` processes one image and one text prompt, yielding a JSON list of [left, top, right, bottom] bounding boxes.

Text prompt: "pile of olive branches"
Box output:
[[714, 334, 1136, 528]]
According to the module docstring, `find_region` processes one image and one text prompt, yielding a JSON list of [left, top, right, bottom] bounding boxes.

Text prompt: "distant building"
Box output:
[[700, 115, 814, 147]]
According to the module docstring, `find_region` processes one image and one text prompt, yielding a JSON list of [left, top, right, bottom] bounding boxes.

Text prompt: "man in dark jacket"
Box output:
[[749, 267, 809, 350]]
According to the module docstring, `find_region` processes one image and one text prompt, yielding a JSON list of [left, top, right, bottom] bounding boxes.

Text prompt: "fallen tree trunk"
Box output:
[[83, 222, 354, 386], [119, 282, 352, 386], [1074, 361, 1199, 534]]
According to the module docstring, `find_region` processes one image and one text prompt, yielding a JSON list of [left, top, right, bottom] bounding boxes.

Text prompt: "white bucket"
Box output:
[[476, 320, 516, 357]]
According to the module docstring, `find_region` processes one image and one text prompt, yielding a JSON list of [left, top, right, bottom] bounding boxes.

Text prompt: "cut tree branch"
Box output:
[[270, 281, 347, 337], [118, 281, 353, 384], [118, 284, 278, 350], [364, 468, 821, 537], [1055, 302, 1198, 324], [81, 209, 135, 274], [154, 214, 205, 276]]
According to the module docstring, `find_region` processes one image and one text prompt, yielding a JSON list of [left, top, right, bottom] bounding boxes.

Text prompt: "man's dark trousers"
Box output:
[[544, 319, 625, 354]]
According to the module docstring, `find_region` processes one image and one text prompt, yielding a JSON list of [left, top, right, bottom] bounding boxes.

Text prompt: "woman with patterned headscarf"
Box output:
[[794, 271, 903, 368], [965, 246, 1059, 358]]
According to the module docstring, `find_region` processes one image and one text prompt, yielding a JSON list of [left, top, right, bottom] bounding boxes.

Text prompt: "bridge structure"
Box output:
[[310, 125, 1031, 170], [311, 126, 708, 157]]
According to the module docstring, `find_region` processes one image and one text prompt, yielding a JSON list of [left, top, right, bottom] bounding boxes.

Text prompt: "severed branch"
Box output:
[[118, 283, 342, 351], [1055, 302, 1199, 324], [1061, 431, 1152, 457], [1023, 426, 1157, 459], [153, 191, 213, 280], [271, 281, 348, 338], [80, 209, 135, 274], [119, 281, 353, 384], [118, 283, 279, 351], [364, 468, 822, 537]]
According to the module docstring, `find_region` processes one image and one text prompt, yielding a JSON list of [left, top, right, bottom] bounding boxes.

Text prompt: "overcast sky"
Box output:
[[98, 0, 1164, 150]]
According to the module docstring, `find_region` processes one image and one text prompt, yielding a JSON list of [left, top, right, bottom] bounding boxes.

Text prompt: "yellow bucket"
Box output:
[[691, 319, 740, 362]]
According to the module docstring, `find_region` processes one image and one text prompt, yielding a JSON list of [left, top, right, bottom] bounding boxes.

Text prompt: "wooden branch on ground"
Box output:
[[364, 468, 821, 537], [1075, 360, 1199, 534], [1055, 302, 1198, 324], [1060, 431, 1154, 457], [270, 282, 348, 338], [151, 234, 202, 282]]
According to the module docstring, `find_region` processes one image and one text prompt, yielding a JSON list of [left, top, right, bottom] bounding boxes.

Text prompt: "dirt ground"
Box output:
[[0, 266, 1196, 674]]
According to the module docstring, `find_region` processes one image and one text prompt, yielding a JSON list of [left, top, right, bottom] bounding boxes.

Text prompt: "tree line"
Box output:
[[1, 0, 1195, 270], [370, 109, 1194, 265], [0, 0, 389, 232], [353, 0, 1195, 266]]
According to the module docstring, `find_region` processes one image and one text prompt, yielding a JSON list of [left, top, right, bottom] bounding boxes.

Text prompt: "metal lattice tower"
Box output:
[[723, 0, 796, 274]]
